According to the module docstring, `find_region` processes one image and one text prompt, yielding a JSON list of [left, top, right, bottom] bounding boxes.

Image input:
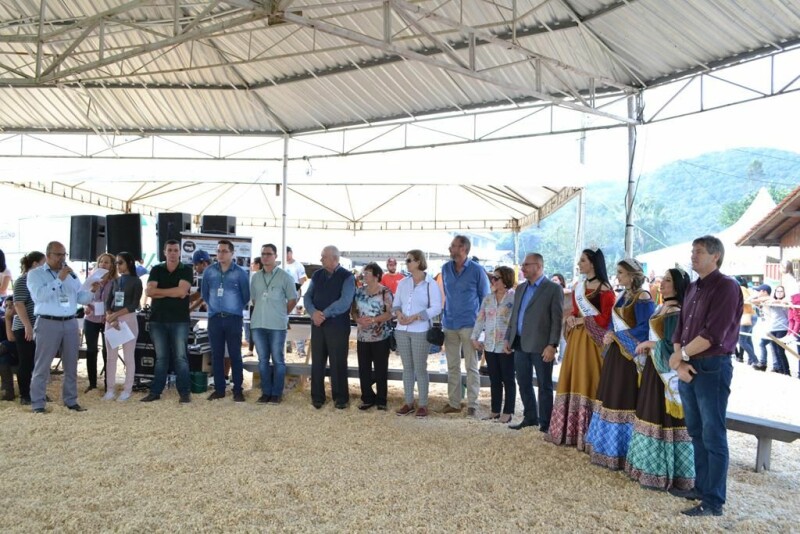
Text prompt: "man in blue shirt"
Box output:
[[201, 239, 251, 402], [441, 235, 490, 416], [303, 245, 355, 410], [27, 241, 95, 413]]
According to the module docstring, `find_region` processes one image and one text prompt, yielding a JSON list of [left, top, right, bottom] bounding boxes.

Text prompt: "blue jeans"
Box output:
[[208, 314, 244, 394], [252, 328, 287, 397], [149, 321, 191, 396], [738, 323, 757, 365], [678, 355, 733, 510]]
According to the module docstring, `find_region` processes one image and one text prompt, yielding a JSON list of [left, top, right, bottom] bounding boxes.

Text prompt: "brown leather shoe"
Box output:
[[396, 404, 415, 416], [441, 404, 461, 414], [415, 406, 428, 418]]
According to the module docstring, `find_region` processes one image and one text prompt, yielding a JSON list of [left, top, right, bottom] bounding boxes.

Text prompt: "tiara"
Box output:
[[622, 257, 644, 273]]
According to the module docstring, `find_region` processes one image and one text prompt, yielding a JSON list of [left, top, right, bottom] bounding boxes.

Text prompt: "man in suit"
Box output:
[[504, 253, 563, 432]]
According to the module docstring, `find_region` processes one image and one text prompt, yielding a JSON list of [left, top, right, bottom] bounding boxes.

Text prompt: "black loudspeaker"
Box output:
[[201, 215, 236, 235], [69, 215, 106, 261], [106, 213, 143, 260], [157, 212, 192, 261]]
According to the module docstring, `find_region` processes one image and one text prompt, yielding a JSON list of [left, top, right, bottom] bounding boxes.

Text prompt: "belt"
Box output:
[[39, 315, 75, 321], [212, 312, 241, 318]]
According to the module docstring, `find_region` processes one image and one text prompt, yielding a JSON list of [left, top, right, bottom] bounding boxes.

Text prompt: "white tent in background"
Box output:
[[638, 188, 778, 277]]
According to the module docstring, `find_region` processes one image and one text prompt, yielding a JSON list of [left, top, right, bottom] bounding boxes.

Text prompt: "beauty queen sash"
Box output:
[[574, 282, 605, 347], [609, 296, 643, 369], [649, 311, 684, 418]]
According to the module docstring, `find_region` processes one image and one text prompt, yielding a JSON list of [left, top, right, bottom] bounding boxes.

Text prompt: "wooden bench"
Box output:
[[243, 361, 492, 387], [726, 412, 800, 472], [242, 361, 557, 390]]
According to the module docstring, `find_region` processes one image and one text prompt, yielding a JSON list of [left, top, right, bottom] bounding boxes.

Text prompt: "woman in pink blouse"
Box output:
[[471, 266, 516, 423]]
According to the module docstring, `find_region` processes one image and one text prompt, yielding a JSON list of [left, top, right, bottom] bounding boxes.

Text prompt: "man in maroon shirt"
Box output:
[[669, 235, 743, 517]]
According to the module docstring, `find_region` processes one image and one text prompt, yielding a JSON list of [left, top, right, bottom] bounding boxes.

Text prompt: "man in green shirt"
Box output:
[[250, 243, 297, 404]]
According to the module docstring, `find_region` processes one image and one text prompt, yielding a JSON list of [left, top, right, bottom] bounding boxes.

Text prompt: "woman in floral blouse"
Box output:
[[471, 266, 516, 423], [352, 262, 394, 410]]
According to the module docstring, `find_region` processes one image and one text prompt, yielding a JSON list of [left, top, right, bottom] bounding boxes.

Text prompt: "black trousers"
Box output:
[[310, 323, 350, 405], [356, 338, 390, 405], [83, 320, 107, 388], [13, 329, 35, 399], [485, 350, 516, 414]]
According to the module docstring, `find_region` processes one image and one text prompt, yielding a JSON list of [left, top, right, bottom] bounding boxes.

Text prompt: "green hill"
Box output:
[[498, 147, 800, 276]]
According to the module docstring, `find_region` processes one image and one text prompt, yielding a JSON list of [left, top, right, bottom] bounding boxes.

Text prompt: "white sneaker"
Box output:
[[102, 392, 115, 401], [117, 392, 131, 402]]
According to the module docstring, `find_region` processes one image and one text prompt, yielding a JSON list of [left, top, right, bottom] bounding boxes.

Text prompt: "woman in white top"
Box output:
[[392, 249, 442, 418]]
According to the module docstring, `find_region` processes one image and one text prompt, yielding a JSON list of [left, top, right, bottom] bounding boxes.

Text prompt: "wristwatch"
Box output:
[[681, 347, 690, 362], [550, 343, 559, 349]]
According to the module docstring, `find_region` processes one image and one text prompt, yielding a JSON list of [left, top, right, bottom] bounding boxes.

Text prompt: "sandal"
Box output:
[[499, 414, 512, 424]]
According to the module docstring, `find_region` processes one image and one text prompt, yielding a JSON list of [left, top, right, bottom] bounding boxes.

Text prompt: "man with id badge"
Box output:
[[250, 244, 297, 404], [201, 239, 250, 402], [27, 241, 95, 413]]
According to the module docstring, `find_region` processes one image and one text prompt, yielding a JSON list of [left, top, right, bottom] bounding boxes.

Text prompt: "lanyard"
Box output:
[[261, 269, 277, 293]]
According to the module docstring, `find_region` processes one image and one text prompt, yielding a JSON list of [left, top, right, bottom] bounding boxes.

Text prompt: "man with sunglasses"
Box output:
[[440, 235, 491, 416], [27, 241, 96, 413]]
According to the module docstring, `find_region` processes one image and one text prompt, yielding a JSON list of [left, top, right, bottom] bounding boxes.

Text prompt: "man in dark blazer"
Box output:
[[504, 253, 563, 432]]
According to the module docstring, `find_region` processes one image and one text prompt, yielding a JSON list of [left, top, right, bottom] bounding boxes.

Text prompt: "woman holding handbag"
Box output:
[[392, 249, 442, 418]]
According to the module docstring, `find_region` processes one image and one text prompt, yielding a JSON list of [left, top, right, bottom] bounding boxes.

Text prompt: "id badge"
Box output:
[[262, 290, 269, 299], [217, 287, 224, 298], [114, 291, 125, 307], [59, 293, 70, 308]]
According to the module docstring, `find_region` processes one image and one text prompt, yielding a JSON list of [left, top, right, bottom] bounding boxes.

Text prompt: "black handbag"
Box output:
[[424, 282, 445, 346], [426, 325, 444, 346]]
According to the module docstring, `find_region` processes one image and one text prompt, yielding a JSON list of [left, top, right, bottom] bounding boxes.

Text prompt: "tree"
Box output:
[[718, 185, 792, 228]]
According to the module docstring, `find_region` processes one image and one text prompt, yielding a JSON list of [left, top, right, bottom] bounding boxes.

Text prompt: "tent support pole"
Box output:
[[574, 188, 585, 280], [281, 134, 289, 262], [624, 94, 639, 258]]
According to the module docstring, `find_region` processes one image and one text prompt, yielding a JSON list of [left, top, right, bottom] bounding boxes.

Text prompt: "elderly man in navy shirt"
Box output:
[[669, 235, 742, 517], [303, 245, 355, 410], [440, 235, 490, 416]]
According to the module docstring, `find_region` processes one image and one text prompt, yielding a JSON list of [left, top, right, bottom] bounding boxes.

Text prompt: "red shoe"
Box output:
[[415, 406, 428, 418], [396, 404, 415, 416]]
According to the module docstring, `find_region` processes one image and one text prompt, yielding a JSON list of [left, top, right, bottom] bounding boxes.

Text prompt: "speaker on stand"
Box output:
[[157, 212, 192, 261]]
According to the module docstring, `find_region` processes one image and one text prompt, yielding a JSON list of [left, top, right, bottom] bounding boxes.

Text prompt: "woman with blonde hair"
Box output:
[[392, 250, 442, 418], [83, 252, 117, 392], [585, 258, 655, 469]]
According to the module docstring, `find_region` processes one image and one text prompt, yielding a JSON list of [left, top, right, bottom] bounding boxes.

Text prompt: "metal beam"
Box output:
[[280, 11, 636, 124]]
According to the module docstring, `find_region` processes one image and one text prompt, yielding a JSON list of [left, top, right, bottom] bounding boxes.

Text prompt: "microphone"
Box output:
[[62, 261, 77, 279]]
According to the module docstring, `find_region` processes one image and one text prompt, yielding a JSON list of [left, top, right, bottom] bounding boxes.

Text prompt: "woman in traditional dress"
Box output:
[[625, 268, 695, 491], [585, 258, 654, 469], [547, 248, 616, 450]]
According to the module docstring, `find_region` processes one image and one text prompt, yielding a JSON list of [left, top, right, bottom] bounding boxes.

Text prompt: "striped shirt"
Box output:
[[12, 273, 34, 331]]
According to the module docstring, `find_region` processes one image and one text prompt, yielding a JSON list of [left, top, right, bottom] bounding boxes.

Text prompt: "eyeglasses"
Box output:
[[115, 260, 125, 265], [216, 249, 232, 255], [405, 258, 417, 264], [50, 252, 67, 257], [490, 275, 501, 281], [522, 262, 540, 267], [261, 252, 275, 256]]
